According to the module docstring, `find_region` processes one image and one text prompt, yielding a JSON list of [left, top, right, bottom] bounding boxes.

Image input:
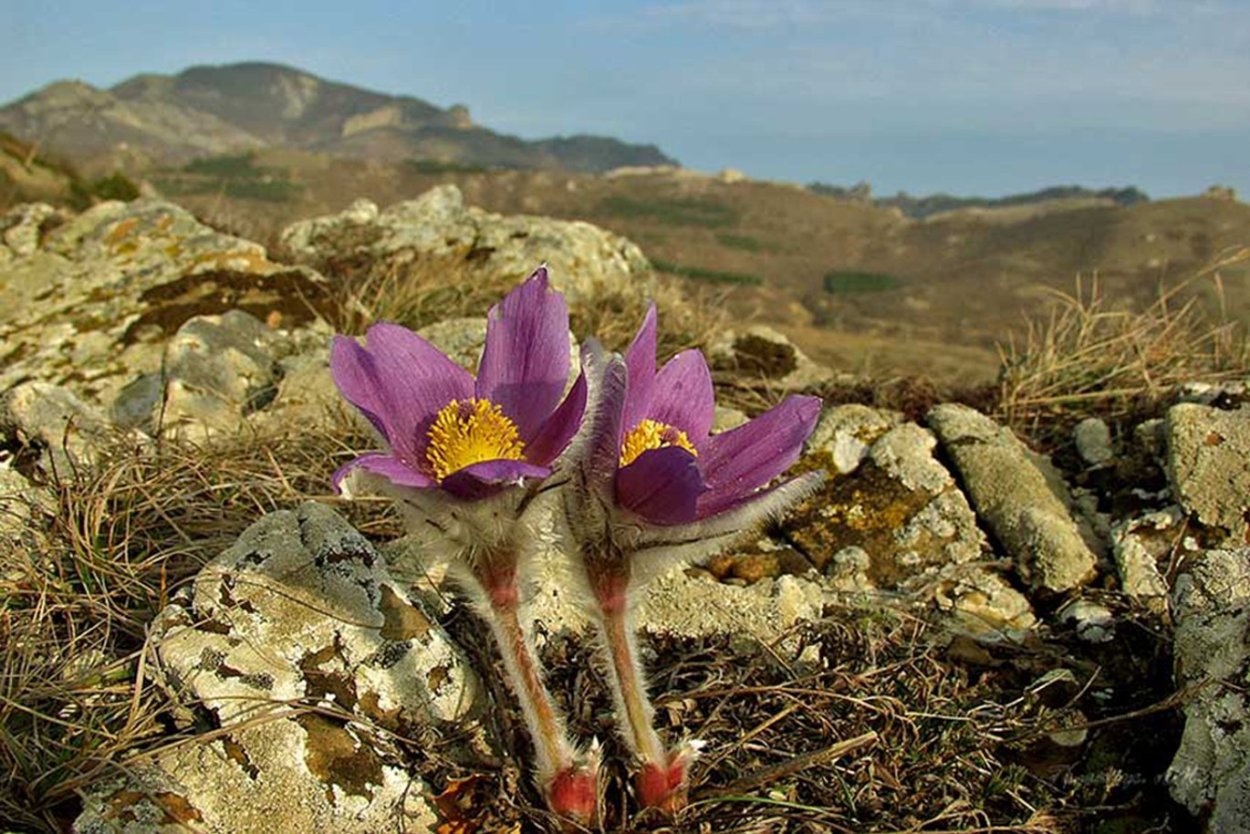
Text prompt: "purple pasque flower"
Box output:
[[561, 309, 823, 815], [331, 267, 599, 824], [330, 266, 586, 502], [614, 303, 823, 527]]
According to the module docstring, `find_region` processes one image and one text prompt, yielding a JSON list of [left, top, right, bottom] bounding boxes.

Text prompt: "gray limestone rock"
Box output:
[[153, 501, 478, 725], [1166, 403, 1250, 545], [526, 557, 827, 644], [927, 404, 1097, 595], [0, 199, 329, 408], [81, 503, 476, 834], [74, 720, 438, 834], [1167, 548, 1250, 832], [158, 311, 281, 439], [416, 316, 488, 372], [0, 381, 115, 476], [280, 184, 651, 305]]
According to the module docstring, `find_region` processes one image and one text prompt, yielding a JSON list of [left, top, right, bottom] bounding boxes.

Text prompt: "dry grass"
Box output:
[[0, 418, 384, 832], [997, 248, 1250, 432], [316, 246, 727, 361]]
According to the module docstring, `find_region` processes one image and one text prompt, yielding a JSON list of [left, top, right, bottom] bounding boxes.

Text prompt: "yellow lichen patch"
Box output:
[[425, 399, 526, 481], [620, 419, 697, 467], [104, 217, 139, 247]]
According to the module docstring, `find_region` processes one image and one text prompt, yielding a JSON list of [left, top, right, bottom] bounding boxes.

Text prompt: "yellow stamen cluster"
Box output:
[[426, 399, 526, 481], [619, 419, 698, 468]]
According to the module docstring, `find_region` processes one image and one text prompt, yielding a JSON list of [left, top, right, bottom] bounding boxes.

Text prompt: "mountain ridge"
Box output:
[[0, 61, 676, 174]]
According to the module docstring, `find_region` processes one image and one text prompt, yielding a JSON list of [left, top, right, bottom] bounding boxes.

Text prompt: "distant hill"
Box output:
[[808, 181, 1150, 219], [0, 62, 675, 174]]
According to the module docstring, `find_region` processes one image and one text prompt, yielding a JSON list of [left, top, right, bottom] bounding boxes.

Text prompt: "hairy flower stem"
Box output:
[[468, 550, 596, 822], [587, 562, 688, 812], [598, 597, 665, 765]]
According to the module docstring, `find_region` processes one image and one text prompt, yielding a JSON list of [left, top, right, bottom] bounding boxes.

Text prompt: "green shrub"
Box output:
[[599, 195, 738, 228], [90, 172, 140, 201], [183, 153, 264, 179], [405, 158, 489, 175], [651, 258, 762, 286], [823, 270, 902, 294], [223, 178, 301, 202], [715, 232, 767, 252], [67, 171, 142, 209]]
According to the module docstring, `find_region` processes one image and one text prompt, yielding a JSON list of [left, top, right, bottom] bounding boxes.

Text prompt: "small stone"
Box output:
[[932, 567, 1036, 635], [1073, 417, 1114, 466], [1111, 507, 1180, 609], [1057, 599, 1115, 643]]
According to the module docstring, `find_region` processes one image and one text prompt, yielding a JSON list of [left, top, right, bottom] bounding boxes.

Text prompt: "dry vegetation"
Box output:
[[997, 247, 1250, 435]]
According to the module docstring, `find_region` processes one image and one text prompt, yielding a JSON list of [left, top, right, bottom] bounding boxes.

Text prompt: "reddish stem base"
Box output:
[[546, 764, 600, 825], [638, 751, 690, 815]]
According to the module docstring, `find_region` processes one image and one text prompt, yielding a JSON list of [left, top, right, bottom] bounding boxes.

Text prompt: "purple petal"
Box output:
[[649, 349, 715, 441], [621, 303, 658, 438], [441, 458, 552, 500], [332, 324, 473, 461], [695, 395, 822, 518], [615, 446, 705, 525], [332, 452, 435, 493], [475, 267, 571, 441], [524, 370, 587, 466], [573, 344, 629, 500]]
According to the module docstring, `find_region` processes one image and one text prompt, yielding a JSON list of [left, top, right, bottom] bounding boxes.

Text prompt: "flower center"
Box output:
[[425, 398, 526, 482], [619, 419, 698, 467]]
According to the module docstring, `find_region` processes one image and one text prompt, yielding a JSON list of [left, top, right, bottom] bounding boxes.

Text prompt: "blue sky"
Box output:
[[3, 0, 1248, 197]]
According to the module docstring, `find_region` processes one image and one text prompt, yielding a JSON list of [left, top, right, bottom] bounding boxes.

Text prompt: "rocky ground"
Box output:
[[1, 190, 1248, 833]]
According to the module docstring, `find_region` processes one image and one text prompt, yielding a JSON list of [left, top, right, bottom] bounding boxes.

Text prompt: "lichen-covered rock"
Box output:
[[279, 186, 651, 305], [1167, 548, 1250, 832], [706, 325, 838, 393], [0, 458, 53, 584], [0, 199, 330, 409], [112, 311, 283, 437], [928, 404, 1097, 595], [154, 501, 477, 725], [932, 567, 1036, 635], [0, 201, 64, 259], [784, 422, 988, 586], [805, 404, 903, 475], [704, 537, 815, 584], [74, 720, 438, 834], [1166, 403, 1250, 545], [0, 381, 116, 475], [503, 551, 827, 644], [92, 503, 478, 834], [1110, 507, 1187, 610]]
